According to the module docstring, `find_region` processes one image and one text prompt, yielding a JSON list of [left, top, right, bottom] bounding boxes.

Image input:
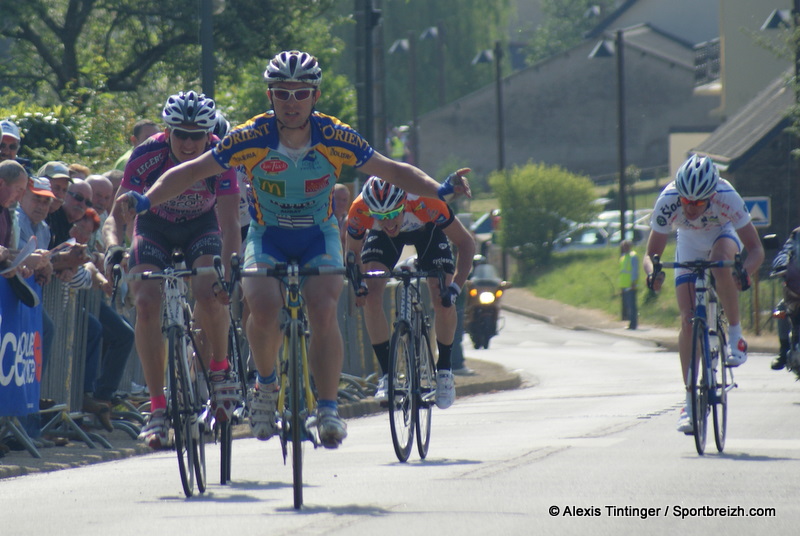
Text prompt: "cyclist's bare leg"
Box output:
[[710, 237, 741, 326], [428, 275, 456, 345], [676, 280, 696, 385], [305, 273, 344, 401], [242, 274, 283, 378], [191, 255, 229, 365], [130, 266, 166, 399], [362, 264, 390, 343]]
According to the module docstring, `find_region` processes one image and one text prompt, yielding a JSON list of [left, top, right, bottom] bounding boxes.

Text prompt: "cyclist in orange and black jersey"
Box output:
[[346, 177, 475, 410]]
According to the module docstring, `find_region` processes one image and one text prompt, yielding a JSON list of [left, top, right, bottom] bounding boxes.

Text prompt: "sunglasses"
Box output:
[[679, 197, 709, 207], [270, 88, 316, 102], [171, 128, 209, 141], [370, 205, 404, 221], [67, 190, 93, 207], [0, 142, 19, 151]]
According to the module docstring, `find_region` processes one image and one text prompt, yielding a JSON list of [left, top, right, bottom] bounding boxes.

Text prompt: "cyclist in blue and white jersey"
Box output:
[[642, 155, 763, 433], [135, 50, 471, 448]]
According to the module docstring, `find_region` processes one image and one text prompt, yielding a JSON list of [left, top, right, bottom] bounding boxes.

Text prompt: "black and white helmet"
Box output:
[[162, 91, 217, 130], [213, 111, 230, 139], [263, 50, 322, 87], [362, 176, 406, 213], [675, 154, 719, 200]]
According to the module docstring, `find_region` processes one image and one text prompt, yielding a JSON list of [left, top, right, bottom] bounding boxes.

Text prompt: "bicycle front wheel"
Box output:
[[689, 319, 709, 455], [712, 327, 729, 452], [388, 322, 415, 462], [287, 322, 306, 510], [168, 326, 196, 496], [415, 326, 435, 459]]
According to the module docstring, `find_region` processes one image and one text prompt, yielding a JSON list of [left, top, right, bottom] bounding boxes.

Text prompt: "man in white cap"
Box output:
[[37, 161, 71, 214], [1, 119, 33, 175], [0, 119, 21, 163]]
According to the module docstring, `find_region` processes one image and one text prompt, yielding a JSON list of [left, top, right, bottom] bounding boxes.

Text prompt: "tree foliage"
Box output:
[[490, 162, 598, 274], [0, 0, 339, 102], [525, 0, 616, 65], [331, 0, 513, 130]]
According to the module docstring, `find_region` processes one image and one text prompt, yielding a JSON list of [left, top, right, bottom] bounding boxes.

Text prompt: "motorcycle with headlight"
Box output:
[[464, 258, 510, 349]]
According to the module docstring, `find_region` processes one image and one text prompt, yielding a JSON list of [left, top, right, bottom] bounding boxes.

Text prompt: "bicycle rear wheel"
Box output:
[[168, 326, 196, 496], [220, 320, 246, 485], [415, 326, 435, 459], [689, 319, 709, 455], [388, 322, 415, 462], [712, 327, 729, 452]]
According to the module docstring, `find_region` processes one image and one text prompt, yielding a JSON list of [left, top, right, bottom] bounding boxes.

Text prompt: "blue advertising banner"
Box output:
[[0, 276, 43, 417]]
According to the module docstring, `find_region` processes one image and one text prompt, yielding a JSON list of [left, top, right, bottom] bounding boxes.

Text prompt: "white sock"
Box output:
[[728, 323, 742, 342]]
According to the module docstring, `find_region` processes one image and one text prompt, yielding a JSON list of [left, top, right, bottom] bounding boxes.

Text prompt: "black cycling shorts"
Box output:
[[129, 210, 222, 270], [360, 222, 454, 273]]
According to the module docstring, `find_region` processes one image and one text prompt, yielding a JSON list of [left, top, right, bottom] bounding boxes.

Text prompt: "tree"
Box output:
[[330, 0, 513, 131], [0, 0, 339, 102], [525, 0, 616, 65], [490, 162, 598, 275]]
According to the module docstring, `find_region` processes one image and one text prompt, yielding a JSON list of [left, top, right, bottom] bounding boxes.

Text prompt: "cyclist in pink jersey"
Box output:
[[103, 91, 242, 449]]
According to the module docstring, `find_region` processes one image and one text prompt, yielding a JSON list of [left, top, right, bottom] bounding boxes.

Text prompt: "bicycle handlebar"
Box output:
[[126, 265, 217, 281], [651, 253, 750, 291]]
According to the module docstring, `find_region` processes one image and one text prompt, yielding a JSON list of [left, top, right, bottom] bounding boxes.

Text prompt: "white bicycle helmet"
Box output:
[[264, 50, 322, 87], [162, 91, 217, 130], [675, 154, 719, 200], [362, 176, 406, 213]]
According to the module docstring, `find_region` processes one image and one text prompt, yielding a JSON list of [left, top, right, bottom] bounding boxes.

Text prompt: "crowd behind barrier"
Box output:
[[2, 272, 429, 454]]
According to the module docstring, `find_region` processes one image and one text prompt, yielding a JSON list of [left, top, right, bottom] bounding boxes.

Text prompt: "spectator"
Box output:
[[66, 208, 135, 432], [0, 119, 33, 174], [84, 174, 114, 253], [38, 161, 72, 215], [113, 119, 160, 172], [102, 169, 124, 196], [0, 160, 27, 247], [48, 176, 93, 248], [68, 163, 91, 180]]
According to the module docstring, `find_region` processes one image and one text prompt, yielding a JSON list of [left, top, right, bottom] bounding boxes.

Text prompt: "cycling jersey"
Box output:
[[651, 178, 749, 284], [211, 112, 374, 229], [346, 193, 454, 240], [121, 132, 239, 223], [650, 178, 750, 241]]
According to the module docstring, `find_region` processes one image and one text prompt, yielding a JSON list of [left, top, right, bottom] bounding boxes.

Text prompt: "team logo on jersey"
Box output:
[[260, 159, 289, 174], [220, 179, 232, 189], [656, 215, 667, 227], [258, 178, 285, 197], [305, 174, 331, 195]]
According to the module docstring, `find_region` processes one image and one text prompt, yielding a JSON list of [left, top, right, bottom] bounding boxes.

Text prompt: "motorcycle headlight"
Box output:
[[478, 291, 496, 305]]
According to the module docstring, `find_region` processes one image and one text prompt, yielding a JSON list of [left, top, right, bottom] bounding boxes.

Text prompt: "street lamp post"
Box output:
[[420, 23, 446, 107], [389, 33, 418, 163], [589, 30, 627, 237], [472, 41, 505, 171], [473, 42, 507, 278]]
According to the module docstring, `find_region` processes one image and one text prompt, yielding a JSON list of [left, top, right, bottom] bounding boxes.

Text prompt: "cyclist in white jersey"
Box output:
[[643, 155, 763, 434]]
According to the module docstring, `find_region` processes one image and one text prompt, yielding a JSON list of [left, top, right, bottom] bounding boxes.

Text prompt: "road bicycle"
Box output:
[[128, 252, 214, 496], [212, 255, 250, 485], [652, 254, 745, 455], [232, 254, 349, 509], [359, 261, 445, 462]]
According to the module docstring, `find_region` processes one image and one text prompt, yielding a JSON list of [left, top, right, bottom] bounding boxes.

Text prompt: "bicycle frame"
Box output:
[[130, 259, 216, 496]]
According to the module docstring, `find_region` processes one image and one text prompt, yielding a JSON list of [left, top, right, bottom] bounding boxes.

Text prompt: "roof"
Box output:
[[692, 71, 795, 171]]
